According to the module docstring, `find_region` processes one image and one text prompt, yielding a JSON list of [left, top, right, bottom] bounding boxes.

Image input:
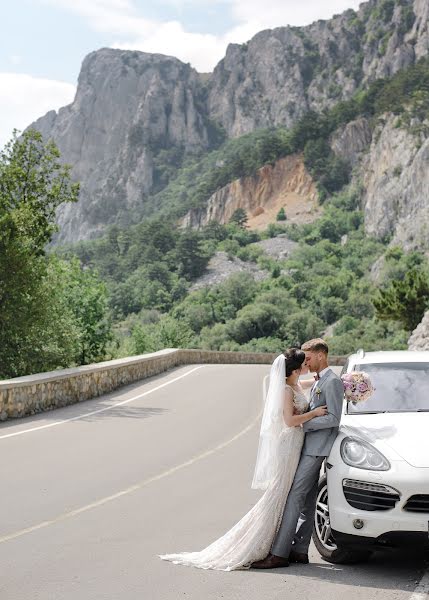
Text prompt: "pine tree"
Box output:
[[373, 267, 429, 331]]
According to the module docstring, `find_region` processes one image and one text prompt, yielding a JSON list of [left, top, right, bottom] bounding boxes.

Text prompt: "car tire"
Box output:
[[312, 474, 373, 564]]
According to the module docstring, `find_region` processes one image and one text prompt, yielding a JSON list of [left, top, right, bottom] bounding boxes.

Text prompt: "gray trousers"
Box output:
[[271, 454, 325, 558]]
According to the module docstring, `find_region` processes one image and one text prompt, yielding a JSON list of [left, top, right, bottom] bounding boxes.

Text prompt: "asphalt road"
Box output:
[[0, 364, 427, 600]]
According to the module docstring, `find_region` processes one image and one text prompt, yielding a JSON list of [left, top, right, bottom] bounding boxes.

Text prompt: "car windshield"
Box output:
[[347, 362, 429, 414]]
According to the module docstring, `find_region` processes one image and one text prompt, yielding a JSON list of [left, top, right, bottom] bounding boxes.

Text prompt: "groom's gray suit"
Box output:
[[271, 368, 344, 558]]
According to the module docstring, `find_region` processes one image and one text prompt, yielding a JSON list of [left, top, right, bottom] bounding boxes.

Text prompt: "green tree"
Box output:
[[176, 230, 210, 280], [0, 129, 79, 251], [227, 303, 284, 344], [0, 256, 81, 378], [132, 315, 194, 353], [0, 130, 79, 377], [229, 208, 248, 228], [58, 258, 113, 365], [373, 267, 429, 331], [281, 310, 325, 347], [218, 272, 258, 312], [199, 322, 231, 351]]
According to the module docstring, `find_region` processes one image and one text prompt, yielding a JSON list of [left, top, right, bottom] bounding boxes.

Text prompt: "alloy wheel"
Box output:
[[315, 483, 337, 551]]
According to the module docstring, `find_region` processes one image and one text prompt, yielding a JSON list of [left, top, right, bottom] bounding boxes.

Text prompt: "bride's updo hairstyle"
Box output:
[[284, 347, 305, 377]]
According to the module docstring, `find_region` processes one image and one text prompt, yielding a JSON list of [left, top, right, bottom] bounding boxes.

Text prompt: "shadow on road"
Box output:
[[0, 366, 186, 430], [76, 405, 168, 422], [255, 547, 428, 593]]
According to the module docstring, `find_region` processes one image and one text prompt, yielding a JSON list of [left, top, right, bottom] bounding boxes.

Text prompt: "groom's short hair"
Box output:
[[301, 338, 329, 354]]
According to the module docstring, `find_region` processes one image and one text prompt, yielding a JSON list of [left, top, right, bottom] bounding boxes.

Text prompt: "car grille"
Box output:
[[403, 495, 429, 513], [342, 479, 400, 511]]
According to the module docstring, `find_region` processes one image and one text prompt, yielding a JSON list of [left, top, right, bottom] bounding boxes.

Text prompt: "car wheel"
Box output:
[[312, 475, 372, 564]]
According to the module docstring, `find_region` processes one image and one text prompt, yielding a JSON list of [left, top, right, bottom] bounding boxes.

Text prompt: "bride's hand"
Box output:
[[313, 405, 328, 417]]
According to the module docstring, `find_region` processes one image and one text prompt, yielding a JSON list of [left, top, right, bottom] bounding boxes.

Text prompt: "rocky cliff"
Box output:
[[29, 0, 429, 244], [330, 109, 429, 252], [207, 0, 429, 136], [408, 310, 429, 350], [360, 113, 429, 251], [182, 154, 319, 229], [32, 49, 211, 242]]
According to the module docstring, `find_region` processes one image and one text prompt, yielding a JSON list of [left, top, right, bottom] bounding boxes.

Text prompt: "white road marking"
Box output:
[[0, 366, 205, 440], [0, 403, 263, 545], [410, 571, 429, 600], [0, 365, 267, 545]]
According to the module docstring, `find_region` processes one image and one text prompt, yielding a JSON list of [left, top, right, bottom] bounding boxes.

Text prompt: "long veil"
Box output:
[[251, 354, 286, 490]]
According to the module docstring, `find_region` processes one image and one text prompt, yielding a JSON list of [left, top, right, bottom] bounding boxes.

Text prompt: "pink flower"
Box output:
[[341, 371, 374, 404]]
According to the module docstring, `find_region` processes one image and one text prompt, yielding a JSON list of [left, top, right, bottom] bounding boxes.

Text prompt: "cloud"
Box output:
[[0, 73, 76, 147], [41, 0, 156, 36], [6, 0, 360, 143], [9, 55, 22, 66], [231, 0, 362, 28], [43, 0, 363, 71], [112, 0, 362, 71], [113, 22, 233, 72]]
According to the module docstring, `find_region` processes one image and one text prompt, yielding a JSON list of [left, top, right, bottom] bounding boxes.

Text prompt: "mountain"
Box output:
[[207, 0, 428, 136], [32, 49, 213, 242], [28, 0, 429, 245]]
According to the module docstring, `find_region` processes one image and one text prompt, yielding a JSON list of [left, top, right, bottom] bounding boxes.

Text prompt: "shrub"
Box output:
[[276, 207, 287, 221]]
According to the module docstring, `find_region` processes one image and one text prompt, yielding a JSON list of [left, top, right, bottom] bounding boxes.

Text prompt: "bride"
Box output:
[[159, 347, 327, 571]]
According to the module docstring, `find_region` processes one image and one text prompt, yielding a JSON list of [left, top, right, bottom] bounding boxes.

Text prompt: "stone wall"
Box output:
[[0, 349, 346, 422]]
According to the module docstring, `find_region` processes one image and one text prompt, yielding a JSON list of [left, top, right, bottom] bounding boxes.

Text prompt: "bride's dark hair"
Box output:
[[284, 347, 305, 377]]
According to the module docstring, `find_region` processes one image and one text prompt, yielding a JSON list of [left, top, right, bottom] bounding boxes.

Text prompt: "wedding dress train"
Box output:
[[159, 386, 308, 571]]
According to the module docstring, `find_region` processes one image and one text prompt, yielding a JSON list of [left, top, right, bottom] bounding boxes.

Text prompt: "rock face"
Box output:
[[207, 0, 428, 137], [331, 117, 373, 166], [408, 310, 429, 350], [360, 114, 429, 251], [29, 0, 429, 244], [182, 154, 320, 230], [32, 49, 210, 243]]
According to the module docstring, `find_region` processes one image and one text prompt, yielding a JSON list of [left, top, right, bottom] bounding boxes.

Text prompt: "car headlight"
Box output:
[[340, 437, 390, 471]]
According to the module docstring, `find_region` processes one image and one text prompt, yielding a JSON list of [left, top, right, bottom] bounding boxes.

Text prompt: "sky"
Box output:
[[0, 0, 362, 147]]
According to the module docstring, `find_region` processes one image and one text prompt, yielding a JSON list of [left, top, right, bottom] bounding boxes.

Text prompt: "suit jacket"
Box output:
[[301, 368, 344, 457]]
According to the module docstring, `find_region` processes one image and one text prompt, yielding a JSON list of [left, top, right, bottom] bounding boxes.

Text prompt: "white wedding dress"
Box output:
[[159, 385, 308, 571]]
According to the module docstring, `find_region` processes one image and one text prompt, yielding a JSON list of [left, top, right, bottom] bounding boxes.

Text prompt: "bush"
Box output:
[[276, 207, 287, 221], [328, 318, 408, 355], [227, 303, 284, 344]]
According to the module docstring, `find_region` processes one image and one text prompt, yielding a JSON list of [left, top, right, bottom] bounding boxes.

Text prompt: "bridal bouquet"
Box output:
[[341, 371, 374, 405]]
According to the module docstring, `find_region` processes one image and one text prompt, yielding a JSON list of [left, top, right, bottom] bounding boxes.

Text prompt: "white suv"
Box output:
[[312, 350, 429, 563]]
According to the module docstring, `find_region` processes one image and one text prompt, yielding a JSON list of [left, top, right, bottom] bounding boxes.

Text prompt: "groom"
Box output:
[[251, 338, 344, 569]]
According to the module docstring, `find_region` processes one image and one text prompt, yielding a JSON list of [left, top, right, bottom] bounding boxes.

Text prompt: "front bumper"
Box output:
[[327, 458, 429, 541], [332, 529, 428, 550]]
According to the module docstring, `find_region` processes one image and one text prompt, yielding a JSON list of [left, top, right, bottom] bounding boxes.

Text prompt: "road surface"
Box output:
[[0, 364, 427, 599]]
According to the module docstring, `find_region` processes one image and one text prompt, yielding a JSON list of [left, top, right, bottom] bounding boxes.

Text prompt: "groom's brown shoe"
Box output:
[[250, 554, 289, 569], [288, 550, 309, 564]]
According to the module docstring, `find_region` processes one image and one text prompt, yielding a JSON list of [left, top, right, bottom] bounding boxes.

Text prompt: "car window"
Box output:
[[348, 362, 429, 413], [340, 359, 349, 377]]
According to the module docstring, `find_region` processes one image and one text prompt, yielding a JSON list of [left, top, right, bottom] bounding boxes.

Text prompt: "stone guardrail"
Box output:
[[0, 349, 347, 422]]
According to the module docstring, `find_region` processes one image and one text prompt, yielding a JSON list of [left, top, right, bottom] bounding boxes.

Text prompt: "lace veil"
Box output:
[[251, 354, 286, 490]]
